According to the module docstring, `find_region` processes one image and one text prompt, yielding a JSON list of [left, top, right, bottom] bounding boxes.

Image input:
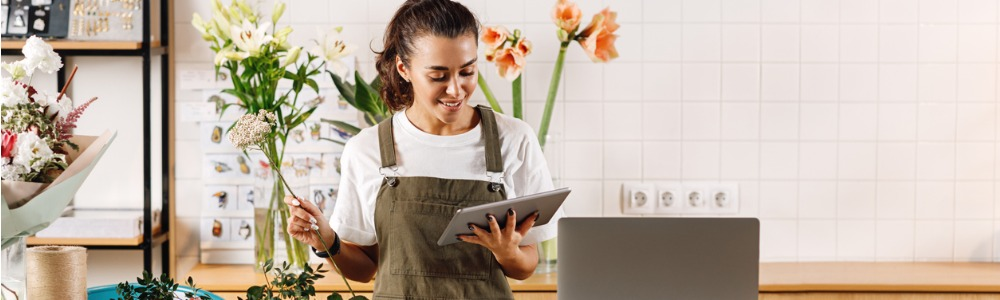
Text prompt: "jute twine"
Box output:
[[26, 246, 87, 300]]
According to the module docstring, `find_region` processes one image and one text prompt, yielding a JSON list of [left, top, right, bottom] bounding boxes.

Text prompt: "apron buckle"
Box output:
[[488, 182, 501, 192], [388, 177, 399, 187]]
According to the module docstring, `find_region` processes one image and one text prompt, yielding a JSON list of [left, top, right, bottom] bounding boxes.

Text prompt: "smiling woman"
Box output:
[[282, 0, 565, 299]]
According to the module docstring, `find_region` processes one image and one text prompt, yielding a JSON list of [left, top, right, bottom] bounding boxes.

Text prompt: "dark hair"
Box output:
[[375, 0, 480, 111]]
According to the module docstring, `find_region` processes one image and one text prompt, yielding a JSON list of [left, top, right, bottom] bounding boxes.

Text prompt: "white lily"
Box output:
[[272, 2, 286, 25], [212, 12, 232, 40], [230, 20, 273, 56], [309, 27, 356, 78], [192, 13, 215, 42], [215, 45, 250, 66]]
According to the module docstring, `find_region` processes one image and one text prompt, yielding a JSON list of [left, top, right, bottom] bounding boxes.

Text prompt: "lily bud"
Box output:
[[272, 2, 286, 25], [281, 47, 302, 68]]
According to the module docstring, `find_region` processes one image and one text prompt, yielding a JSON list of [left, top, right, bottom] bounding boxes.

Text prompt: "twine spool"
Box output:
[[26, 246, 87, 300]]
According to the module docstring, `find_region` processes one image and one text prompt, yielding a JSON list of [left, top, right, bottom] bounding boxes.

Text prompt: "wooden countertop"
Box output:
[[186, 262, 1000, 293], [184, 263, 557, 292], [759, 262, 1000, 293]]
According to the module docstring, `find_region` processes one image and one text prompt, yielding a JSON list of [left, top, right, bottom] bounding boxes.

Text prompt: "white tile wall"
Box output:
[[162, 0, 1000, 267]]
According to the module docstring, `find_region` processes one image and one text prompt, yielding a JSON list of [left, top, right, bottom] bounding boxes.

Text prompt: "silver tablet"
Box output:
[[437, 187, 571, 246]]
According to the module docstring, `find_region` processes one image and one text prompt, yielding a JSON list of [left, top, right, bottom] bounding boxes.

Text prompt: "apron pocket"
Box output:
[[388, 200, 493, 280]]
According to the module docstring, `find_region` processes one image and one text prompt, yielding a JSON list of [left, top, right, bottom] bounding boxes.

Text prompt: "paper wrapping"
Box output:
[[1, 131, 116, 248]]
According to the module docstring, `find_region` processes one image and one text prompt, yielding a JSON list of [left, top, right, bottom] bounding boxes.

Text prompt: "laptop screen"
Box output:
[[557, 217, 760, 300]]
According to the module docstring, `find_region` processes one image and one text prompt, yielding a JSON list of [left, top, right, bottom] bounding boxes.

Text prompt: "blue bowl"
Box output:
[[86, 283, 224, 300]]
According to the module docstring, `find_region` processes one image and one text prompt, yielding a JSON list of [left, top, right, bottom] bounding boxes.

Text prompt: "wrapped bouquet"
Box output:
[[1, 36, 116, 248]]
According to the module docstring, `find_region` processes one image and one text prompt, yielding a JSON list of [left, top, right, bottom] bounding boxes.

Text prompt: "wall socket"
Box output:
[[622, 182, 739, 215]]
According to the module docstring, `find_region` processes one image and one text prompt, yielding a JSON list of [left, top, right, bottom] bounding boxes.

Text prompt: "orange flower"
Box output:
[[493, 47, 526, 81], [514, 38, 532, 56], [481, 26, 510, 51], [577, 8, 620, 62], [552, 0, 582, 33], [579, 7, 619, 38]]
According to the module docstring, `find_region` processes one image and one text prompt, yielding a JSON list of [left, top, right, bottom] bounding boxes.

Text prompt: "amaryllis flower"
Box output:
[[309, 28, 356, 78], [552, 0, 582, 34], [230, 20, 274, 56], [514, 38, 533, 56], [2, 130, 16, 159], [481, 26, 510, 50], [493, 47, 526, 81], [577, 8, 620, 63]]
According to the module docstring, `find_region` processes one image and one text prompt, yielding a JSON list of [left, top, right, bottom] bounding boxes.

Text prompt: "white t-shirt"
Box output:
[[329, 109, 564, 246]]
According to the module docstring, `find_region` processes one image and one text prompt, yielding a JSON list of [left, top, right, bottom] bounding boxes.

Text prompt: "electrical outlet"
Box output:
[[654, 183, 683, 214], [708, 183, 739, 214], [622, 183, 655, 215], [682, 184, 710, 213]]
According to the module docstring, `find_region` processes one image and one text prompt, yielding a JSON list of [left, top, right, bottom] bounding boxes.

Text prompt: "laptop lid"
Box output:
[[557, 217, 760, 300]]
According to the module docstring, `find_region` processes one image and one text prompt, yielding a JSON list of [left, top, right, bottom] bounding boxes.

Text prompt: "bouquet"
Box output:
[[1, 36, 115, 250], [193, 1, 363, 298]]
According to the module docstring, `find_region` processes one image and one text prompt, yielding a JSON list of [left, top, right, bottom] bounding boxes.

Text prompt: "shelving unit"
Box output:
[[1, 0, 171, 275]]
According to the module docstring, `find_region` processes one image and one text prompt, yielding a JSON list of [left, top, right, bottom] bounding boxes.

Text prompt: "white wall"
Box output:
[[167, 0, 1000, 275]]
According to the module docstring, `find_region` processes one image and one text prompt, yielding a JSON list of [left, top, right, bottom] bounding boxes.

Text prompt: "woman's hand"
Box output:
[[284, 195, 337, 251], [459, 209, 539, 262]]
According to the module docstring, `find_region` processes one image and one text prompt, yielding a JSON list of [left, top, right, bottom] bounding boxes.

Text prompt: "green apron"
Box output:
[[372, 105, 515, 299]]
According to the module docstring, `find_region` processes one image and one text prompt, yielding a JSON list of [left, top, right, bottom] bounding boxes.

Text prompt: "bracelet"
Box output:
[[312, 234, 341, 258]]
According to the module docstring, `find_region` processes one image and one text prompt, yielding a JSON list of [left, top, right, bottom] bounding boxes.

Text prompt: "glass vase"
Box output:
[[1, 236, 26, 300], [253, 166, 311, 273], [537, 131, 564, 274]]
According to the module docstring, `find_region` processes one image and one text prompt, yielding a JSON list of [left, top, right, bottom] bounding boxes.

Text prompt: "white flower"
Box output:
[[1, 78, 29, 106], [1, 61, 28, 81], [230, 20, 273, 56], [30, 89, 54, 107], [228, 110, 276, 150], [1, 163, 28, 181], [310, 27, 356, 78], [214, 45, 250, 66], [13, 132, 53, 171], [20, 36, 63, 76], [55, 95, 73, 118]]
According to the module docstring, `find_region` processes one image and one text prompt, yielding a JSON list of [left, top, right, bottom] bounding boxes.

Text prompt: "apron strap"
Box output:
[[377, 117, 397, 168], [475, 105, 504, 173]]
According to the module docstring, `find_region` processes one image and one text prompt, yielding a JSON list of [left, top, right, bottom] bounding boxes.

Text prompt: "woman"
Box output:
[[285, 0, 562, 298]]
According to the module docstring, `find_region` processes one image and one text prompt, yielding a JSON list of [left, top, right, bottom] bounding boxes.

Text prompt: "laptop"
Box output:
[[557, 217, 760, 300]]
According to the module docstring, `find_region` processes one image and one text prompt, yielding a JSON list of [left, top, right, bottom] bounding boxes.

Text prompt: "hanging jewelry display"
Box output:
[[64, 0, 141, 40]]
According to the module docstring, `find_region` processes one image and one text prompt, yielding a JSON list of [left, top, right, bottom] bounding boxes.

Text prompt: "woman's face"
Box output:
[[397, 34, 479, 128]]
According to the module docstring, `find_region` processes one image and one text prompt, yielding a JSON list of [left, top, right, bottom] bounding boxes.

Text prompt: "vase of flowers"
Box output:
[[192, 0, 333, 272], [478, 0, 620, 274]]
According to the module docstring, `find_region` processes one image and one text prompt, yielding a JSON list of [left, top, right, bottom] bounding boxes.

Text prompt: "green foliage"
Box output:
[[240, 259, 368, 300], [115, 271, 211, 300], [322, 70, 391, 140]]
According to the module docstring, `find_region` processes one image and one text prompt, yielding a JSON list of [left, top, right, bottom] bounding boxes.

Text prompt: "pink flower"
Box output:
[[577, 8, 620, 63], [552, 0, 582, 33], [2, 130, 16, 159], [481, 26, 510, 51], [493, 47, 526, 81]]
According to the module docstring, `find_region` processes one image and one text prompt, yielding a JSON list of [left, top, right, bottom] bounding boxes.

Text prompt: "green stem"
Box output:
[[314, 229, 357, 298], [537, 42, 570, 149], [478, 73, 504, 113], [512, 75, 523, 119]]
